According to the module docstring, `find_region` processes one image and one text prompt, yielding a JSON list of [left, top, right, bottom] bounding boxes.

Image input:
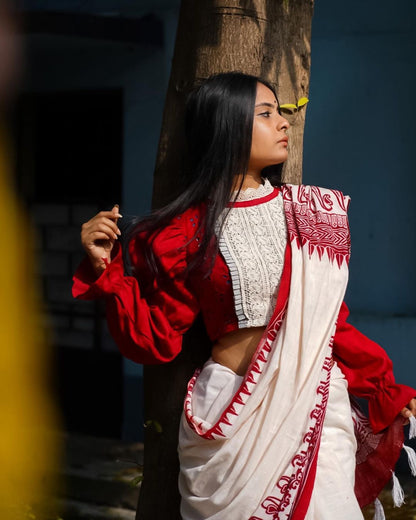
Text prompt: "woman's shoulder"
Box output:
[[129, 203, 206, 267], [169, 204, 206, 236], [155, 203, 206, 248]]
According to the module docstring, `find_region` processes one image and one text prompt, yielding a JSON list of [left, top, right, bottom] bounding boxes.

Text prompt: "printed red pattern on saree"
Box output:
[[249, 185, 351, 519]]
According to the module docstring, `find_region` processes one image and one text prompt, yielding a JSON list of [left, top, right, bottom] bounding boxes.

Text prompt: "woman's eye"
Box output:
[[259, 111, 271, 118]]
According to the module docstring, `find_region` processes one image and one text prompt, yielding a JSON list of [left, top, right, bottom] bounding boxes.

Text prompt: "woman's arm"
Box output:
[[72, 214, 200, 364], [333, 302, 416, 433]]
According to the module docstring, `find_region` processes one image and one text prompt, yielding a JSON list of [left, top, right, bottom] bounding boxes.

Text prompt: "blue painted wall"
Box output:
[[304, 0, 416, 387]]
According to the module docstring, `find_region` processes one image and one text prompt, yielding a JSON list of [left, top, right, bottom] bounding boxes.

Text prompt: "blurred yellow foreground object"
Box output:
[[0, 126, 61, 519]]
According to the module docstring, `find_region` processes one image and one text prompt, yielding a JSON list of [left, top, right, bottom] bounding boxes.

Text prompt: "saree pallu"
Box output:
[[178, 185, 352, 519]]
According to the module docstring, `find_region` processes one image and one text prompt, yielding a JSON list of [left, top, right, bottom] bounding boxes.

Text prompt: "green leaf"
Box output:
[[297, 97, 309, 107]]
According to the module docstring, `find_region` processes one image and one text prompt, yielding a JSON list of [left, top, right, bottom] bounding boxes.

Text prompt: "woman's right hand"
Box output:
[[81, 204, 122, 276]]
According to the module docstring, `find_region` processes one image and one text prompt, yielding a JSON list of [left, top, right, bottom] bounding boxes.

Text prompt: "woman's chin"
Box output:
[[264, 158, 287, 169]]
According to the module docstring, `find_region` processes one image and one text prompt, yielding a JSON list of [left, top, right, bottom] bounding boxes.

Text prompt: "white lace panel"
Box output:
[[218, 190, 287, 328], [231, 178, 275, 201]]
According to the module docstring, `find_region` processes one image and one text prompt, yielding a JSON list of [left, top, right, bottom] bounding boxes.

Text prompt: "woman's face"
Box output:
[[248, 82, 290, 174]]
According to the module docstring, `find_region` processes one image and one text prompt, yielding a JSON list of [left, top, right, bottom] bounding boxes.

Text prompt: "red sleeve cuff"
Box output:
[[334, 302, 416, 433], [72, 242, 125, 300], [369, 383, 416, 433]]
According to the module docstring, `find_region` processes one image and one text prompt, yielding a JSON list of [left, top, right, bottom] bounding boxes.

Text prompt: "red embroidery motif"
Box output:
[[297, 185, 334, 212], [282, 185, 351, 268]]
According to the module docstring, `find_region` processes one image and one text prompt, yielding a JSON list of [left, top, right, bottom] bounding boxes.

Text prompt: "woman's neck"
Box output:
[[234, 172, 263, 191]]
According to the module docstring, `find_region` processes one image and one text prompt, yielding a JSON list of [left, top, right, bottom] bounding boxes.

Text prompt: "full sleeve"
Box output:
[[333, 302, 415, 433], [72, 215, 200, 364]]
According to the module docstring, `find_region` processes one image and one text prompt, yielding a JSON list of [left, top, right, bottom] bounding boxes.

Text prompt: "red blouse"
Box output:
[[72, 204, 415, 433]]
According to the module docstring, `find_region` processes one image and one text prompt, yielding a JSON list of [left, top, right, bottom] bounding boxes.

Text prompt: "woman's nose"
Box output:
[[278, 115, 290, 131]]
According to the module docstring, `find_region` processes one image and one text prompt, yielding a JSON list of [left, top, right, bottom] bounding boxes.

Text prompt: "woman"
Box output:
[[73, 72, 416, 519]]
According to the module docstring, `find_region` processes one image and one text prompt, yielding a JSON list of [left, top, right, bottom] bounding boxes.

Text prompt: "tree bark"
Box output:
[[137, 1, 314, 518]]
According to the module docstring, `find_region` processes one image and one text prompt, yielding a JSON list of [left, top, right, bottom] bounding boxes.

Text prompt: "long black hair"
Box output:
[[123, 72, 283, 276]]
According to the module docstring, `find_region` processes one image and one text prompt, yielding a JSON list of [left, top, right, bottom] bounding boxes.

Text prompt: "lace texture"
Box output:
[[231, 178, 275, 202], [217, 181, 287, 328]]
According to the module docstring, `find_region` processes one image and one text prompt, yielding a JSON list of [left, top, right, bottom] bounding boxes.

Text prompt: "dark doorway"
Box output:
[[13, 89, 124, 438], [14, 88, 122, 206]]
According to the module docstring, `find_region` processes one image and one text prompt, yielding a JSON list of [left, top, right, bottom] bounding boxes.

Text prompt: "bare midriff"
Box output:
[[211, 326, 266, 376]]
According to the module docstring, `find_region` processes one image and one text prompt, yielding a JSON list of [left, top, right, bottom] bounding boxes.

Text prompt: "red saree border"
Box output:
[[249, 348, 334, 520], [291, 444, 319, 520]]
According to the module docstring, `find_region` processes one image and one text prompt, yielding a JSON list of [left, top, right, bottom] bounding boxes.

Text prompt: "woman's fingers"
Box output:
[[407, 398, 416, 415], [112, 204, 122, 217], [80, 205, 123, 267], [91, 210, 122, 230], [111, 205, 122, 229], [400, 407, 411, 426], [82, 215, 121, 237], [94, 222, 119, 240], [401, 408, 412, 419], [88, 231, 116, 243], [400, 398, 416, 425], [98, 208, 123, 220]]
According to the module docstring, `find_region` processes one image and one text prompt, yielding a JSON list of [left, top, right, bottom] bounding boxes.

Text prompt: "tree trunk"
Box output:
[[137, 1, 314, 518]]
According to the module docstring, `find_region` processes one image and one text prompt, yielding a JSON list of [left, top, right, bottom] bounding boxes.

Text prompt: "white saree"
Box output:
[[178, 185, 352, 519]]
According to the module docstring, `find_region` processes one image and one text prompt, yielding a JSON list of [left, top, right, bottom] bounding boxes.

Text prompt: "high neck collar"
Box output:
[[231, 178, 274, 202], [227, 178, 280, 208]]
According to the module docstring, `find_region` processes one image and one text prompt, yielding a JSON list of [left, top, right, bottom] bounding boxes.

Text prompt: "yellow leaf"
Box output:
[[297, 97, 309, 107], [280, 103, 297, 109]]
